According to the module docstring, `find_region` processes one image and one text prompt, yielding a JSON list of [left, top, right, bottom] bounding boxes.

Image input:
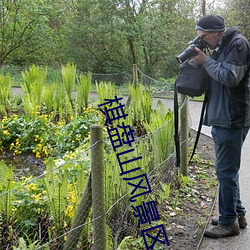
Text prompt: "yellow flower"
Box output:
[[3, 130, 9, 135], [42, 147, 49, 157], [14, 149, 22, 155], [32, 193, 42, 201], [71, 195, 76, 204], [36, 152, 41, 159], [65, 205, 74, 218], [26, 183, 37, 191], [12, 207, 17, 212]]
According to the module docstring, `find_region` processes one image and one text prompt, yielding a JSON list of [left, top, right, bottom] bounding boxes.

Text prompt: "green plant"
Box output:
[[21, 65, 47, 118], [13, 238, 38, 250], [160, 182, 171, 201], [0, 65, 24, 86], [117, 234, 164, 250], [178, 173, 191, 189], [172, 190, 180, 210], [43, 84, 56, 114], [0, 108, 101, 158], [96, 81, 116, 105], [0, 115, 57, 157], [145, 100, 174, 164], [0, 161, 15, 222], [51, 81, 74, 122], [52, 83, 66, 121], [0, 73, 12, 117], [42, 159, 69, 246], [76, 72, 92, 111], [13, 233, 49, 250], [60, 62, 76, 102], [154, 182, 172, 204], [12, 176, 49, 241], [129, 83, 152, 125]]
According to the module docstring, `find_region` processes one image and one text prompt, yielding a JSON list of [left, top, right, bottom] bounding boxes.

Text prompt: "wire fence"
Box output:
[[0, 64, 174, 96], [0, 66, 190, 249]]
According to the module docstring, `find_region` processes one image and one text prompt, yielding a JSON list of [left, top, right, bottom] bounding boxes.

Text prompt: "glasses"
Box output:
[[198, 32, 214, 40]]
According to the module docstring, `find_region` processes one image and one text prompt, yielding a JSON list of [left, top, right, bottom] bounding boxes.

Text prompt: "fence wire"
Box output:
[[0, 67, 191, 250]]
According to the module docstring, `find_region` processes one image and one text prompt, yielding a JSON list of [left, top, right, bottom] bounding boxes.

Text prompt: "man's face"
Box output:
[[196, 30, 222, 49]]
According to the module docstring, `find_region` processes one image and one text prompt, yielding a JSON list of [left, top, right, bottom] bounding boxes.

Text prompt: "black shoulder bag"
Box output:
[[175, 58, 208, 97], [174, 58, 210, 168]]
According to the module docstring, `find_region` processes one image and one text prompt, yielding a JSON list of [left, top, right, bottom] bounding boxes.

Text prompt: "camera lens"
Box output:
[[176, 37, 208, 63], [176, 45, 198, 63]]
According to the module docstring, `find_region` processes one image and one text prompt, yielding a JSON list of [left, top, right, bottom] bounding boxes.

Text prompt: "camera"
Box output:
[[176, 36, 208, 64]]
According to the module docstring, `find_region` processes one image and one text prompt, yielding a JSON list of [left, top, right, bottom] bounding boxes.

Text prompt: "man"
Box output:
[[192, 15, 250, 238]]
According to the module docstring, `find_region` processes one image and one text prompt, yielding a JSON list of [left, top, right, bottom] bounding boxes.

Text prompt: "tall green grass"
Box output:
[[0, 73, 12, 116], [21, 65, 47, 118], [96, 81, 117, 105], [145, 100, 175, 164], [0, 161, 14, 223], [61, 63, 76, 102], [76, 72, 92, 112], [129, 83, 152, 125]]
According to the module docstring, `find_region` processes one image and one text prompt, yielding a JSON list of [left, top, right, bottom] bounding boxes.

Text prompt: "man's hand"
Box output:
[[192, 47, 207, 64]]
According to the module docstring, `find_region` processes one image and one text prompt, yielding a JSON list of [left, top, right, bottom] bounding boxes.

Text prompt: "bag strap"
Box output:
[[174, 80, 180, 168]]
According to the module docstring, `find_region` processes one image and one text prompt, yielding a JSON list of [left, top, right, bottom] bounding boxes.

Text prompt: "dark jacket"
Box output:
[[203, 26, 250, 128]]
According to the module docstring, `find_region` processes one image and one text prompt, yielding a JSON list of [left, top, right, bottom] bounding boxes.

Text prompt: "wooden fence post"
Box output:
[[126, 64, 138, 109], [133, 63, 138, 85], [91, 124, 106, 250]]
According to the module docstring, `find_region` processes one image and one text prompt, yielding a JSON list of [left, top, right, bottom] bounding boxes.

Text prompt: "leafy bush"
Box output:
[[0, 106, 101, 158]]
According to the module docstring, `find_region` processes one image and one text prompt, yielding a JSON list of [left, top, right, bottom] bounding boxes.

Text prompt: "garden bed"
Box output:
[[0, 152, 45, 180], [0, 130, 217, 250], [0, 64, 217, 249]]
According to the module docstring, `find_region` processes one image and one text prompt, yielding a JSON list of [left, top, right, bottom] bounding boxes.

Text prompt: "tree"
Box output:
[[220, 0, 250, 39], [66, 0, 200, 78], [0, 0, 231, 79], [0, 0, 49, 65], [63, 0, 130, 73]]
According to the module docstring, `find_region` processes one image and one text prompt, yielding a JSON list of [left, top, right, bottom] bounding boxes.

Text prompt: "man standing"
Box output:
[[192, 15, 250, 238]]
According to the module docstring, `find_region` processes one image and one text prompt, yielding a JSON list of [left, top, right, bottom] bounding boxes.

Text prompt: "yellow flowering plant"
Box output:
[[0, 108, 101, 158]]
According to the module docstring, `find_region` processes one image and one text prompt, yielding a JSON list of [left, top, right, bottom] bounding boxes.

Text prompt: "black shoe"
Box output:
[[211, 214, 247, 229], [204, 222, 240, 238]]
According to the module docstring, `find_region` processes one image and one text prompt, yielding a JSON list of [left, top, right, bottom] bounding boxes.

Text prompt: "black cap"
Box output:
[[195, 15, 225, 32]]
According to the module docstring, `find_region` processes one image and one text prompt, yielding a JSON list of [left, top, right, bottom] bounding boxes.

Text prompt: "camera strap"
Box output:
[[189, 91, 208, 164], [174, 82, 181, 168]]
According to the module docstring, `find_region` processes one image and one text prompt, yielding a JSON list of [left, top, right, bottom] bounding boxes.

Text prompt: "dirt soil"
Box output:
[[161, 130, 217, 250], [0, 152, 45, 180]]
